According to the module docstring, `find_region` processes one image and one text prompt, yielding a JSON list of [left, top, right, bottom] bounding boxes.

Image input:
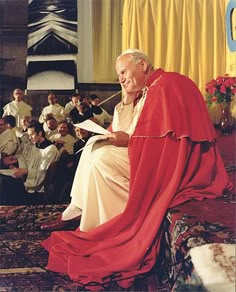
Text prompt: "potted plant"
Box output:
[[205, 75, 236, 134]]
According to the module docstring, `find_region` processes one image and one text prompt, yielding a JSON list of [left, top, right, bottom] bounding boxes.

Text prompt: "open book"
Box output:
[[74, 120, 111, 154]]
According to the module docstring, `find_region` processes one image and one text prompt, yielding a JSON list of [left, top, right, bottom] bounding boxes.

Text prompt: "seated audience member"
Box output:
[[73, 126, 93, 154], [63, 126, 94, 176], [41, 49, 233, 289], [15, 115, 32, 144], [69, 98, 93, 124], [4, 114, 17, 130], [0, 120, 59, 205], [44, 116, 58, 139], [2, 88, 32, 127], [89, 94, 113, 127], [65, 94, 82, 116], [0, 117, 19, 156], [4, 114, 20, 149], [39, 92, 66, 130], [48, 126, 93, 204], [49, 120, 77, 154], [15, 115, 31, 134]]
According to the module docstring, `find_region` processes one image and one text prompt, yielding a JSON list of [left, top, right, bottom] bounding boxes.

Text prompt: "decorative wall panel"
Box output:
[[26, 0, 78, 90]]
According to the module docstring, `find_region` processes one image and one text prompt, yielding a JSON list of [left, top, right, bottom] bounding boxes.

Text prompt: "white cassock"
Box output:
[[0, 128, 19, 155], [49, 133, 77, 154], [64, 101, 75, 115], [39, 103, 66, 124], [69, 96, 146, 232], [17, 144, 59, 193], [2, 100, 32, 127]]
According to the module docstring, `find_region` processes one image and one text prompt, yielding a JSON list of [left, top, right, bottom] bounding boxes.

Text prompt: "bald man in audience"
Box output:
[[2, 88, 32, 127], [39, 93, 66, 130], [15, 115, 32, 145]]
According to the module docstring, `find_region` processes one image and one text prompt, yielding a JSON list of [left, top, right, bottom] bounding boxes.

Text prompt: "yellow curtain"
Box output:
[[92, 0, 123, 83], [122, 0, 235, 94]]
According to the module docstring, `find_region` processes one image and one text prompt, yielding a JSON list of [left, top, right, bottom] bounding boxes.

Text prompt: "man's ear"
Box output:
[[140, 60, 148, 72]]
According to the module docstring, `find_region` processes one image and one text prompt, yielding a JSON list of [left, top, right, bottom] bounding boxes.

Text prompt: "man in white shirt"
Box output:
[[0, 120, 59, 205], [49, 120, 77, 154], [15, 115, 32, 145], [0, 117, 19, 156], [2, 88, 32, 127], [39, 93, 66, 131], [44, 116, 58, 139], [64, 94, 82, 116]]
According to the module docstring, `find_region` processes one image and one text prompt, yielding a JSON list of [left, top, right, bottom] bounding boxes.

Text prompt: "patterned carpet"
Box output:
[[0, 204, 154, 291], [0, 205, 76, 291], [1, 191, 235, 291]]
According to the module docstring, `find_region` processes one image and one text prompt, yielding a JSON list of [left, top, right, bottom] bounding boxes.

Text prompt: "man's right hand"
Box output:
[[121, 85, 140, 105], [106, 131, 129, 147], [3, 156, 18, 167]]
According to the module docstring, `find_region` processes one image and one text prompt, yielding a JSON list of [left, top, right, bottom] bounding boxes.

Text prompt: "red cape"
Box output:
[[41, 69, 232, 288]]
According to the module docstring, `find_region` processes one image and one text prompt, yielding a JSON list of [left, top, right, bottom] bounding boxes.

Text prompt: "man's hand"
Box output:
[[45, 113, 54, 120], [12, 168, 28, 178], [121, 85, 141, 105], [106, 131, 129, 147], [3, 156, 18, 168]]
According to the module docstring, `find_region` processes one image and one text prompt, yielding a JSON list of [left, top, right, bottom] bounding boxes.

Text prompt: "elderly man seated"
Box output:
[[0, 117, 19, 156], [0, 120, 59, 205], [15, 115, 32, 141], [41, 49, 232, 289]]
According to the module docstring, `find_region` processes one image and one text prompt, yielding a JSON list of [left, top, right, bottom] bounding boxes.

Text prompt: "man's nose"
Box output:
[[120, 76, 126, 84]]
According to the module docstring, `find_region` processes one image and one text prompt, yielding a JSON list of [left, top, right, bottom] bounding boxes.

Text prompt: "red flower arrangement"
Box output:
[[205, 75, 236, 105]]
